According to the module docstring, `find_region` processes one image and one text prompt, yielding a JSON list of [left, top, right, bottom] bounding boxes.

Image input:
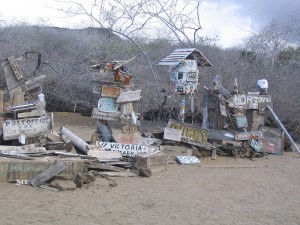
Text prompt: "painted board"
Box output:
[[116, 90, 141, 103], [176, 156, 200, 164], [229, 94, 272, 110], [167, 119, 208, 147], [101, 85, 121, 98], [97, 97, 118, 112], [91, 107, 120, 121], [96, 141, 156, 156], [163, 128, 182, 142], [3, 116, 52, 140]]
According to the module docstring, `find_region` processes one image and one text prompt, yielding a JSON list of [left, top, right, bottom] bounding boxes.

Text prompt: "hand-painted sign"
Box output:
[[96, 141, 156, 156], [98, 97, 118, 112], [229, 94, 272, 109], [167, 119, 208, 146], [101, 85, 121, 98], [91, 107, 120, 121], [3, 116, 52, 140]]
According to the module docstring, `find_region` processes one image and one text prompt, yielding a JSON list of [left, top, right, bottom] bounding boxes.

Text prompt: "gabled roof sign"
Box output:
[[158, 48, 213, 67]]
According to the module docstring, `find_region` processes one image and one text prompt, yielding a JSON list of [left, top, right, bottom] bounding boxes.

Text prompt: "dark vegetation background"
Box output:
[[0, 23, 299, 140]]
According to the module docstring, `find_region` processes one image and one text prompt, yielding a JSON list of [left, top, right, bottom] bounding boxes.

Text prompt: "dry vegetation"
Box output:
[[0, 19, 299, 140]]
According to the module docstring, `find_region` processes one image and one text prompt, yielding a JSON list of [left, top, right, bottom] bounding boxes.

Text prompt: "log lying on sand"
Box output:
[[60, 126, 89, 154]]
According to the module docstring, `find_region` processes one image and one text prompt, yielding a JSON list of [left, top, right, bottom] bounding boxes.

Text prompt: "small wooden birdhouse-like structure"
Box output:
[[158, 48, 212, 95]]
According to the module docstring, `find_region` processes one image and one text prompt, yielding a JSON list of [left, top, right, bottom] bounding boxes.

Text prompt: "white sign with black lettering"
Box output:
[[3, 116, 52, 140], [96, 141, 156, 156]]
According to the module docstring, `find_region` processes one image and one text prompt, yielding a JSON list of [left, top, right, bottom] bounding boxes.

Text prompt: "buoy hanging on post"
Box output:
[[179, 96, 186, 123]]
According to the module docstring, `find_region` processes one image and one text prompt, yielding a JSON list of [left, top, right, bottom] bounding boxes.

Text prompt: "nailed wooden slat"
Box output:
[[30, 162, 66, 187], [116, 90, 141, 103], [8, 57, 23, 80]]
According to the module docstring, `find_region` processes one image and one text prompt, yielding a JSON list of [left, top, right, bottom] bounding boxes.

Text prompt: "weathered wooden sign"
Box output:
[[91, 107, 120, 121], [98, 97, 118, 112], [167, 119, 208, 146], [3, 116, 52, 140], [101, 85, 121, 98], [234, 131, 263, 141], [116, 90, 141, 103], [229, 94, 272, 109], [8, 56, 23, 80], [163, 127, 182, 142], [96, 141, 156, 156], [17, 108, 46, 118]]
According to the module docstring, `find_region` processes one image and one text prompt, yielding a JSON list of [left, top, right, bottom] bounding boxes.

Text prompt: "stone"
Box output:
[[135, 153, 166, 175]]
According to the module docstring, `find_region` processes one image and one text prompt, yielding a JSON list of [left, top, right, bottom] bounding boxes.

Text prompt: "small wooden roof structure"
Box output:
[[158, 48, 213, 67]]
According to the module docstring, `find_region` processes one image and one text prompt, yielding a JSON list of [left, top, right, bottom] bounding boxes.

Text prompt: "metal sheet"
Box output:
[[96, 141, 156, 156], [259, 137, 282, 155], [259, 126, 282, 138], [158, 48, 213, 67], [97, 97, 118, 112], [235, 115, 248, 128], [3, 116, 52, 140], [208, 129, 235, 141]]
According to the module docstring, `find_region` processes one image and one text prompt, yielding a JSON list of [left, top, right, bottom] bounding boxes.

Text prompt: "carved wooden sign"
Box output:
[[3, 116, 52, 140]]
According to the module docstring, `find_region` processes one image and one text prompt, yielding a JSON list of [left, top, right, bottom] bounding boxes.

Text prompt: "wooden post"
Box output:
[[0, 90, 3, 127]]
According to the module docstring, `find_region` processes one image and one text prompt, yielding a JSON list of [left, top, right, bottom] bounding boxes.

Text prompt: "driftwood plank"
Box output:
[[84, 162, 125, 172], [93, 171, 138, 177], [30, 162, 66, 187]]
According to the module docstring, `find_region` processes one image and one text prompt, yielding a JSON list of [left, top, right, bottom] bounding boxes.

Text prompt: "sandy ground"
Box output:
[[0, 112, 300, 225]]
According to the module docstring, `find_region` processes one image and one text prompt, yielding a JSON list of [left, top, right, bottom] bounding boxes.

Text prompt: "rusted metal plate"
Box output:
[[259, 137, 282, 155], [8, 57, 23, 80], [259, 126, 282, 138], [101, 85, 121, 98], [91, 107, 120, 121], [163, 128, 182, 142], [167, 119, 208, 146], [114, 71, 132, 85], [229, 94, 272, 109], [234, 131, 263, 141], [208, 129, 235, 141], [3, 116, 52, 140], [116, 90, 141, 103], [97, 97, 118, 112], [96, 141, 156, 156]]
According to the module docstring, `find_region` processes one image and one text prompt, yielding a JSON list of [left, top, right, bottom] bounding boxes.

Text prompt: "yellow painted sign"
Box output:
[[167, 119, 208, 146]]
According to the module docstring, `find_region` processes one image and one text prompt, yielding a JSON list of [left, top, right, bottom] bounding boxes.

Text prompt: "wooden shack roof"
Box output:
[[158, 48, 213, 67]]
